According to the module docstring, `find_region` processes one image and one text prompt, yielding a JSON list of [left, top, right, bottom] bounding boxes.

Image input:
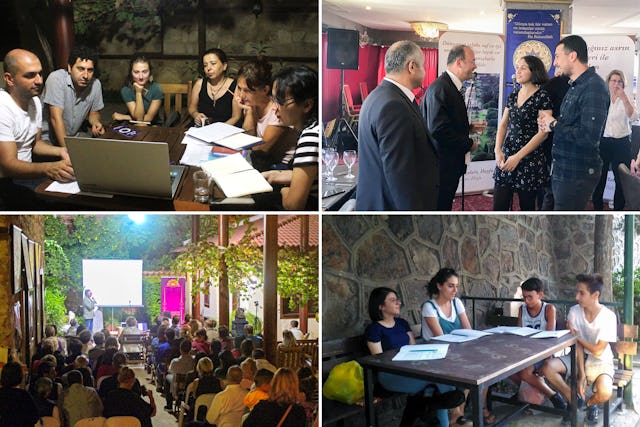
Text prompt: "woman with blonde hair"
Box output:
[[243, 367, 307, 427], [279, 330, 297, 348], [592, 69, 639, 210]]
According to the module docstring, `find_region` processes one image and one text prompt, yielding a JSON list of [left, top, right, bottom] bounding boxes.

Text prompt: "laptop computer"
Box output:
[[65, 136, 186, 199]]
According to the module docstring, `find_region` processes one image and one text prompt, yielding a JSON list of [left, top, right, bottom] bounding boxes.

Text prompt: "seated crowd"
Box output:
[[0, 313, 317, 427], [0, 44, 318, 210]]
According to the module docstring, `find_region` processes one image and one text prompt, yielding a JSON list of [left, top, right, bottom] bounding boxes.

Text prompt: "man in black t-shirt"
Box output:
[[103, 366, 155, 427]]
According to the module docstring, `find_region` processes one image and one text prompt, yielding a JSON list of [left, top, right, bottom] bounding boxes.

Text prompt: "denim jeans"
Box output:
[[378, 371, 453, 427], [552, 170, 601, 211]]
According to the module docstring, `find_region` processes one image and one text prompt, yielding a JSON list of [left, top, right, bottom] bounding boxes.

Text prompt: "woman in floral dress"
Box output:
[[494, 55, 552, 210]]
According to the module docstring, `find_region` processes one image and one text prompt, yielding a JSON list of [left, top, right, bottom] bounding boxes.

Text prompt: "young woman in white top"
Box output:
[[421, 268, 487, 427]]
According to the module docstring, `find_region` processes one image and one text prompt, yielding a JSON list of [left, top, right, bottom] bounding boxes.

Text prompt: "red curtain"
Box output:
[[321, 35, 439, 122], [377, 47, 438, 102]]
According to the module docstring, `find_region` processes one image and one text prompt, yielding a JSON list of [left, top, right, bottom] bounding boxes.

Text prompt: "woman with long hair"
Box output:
[[236, 58, 298, 171], [188, 48, 242, 126], [112, 55, 163, 125], [243, 367, 307, 427], [493, 55, 552, 210]]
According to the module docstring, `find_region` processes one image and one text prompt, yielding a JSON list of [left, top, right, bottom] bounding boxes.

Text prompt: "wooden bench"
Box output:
[[275, 339, 318, 371], [603, 324, 638, 426], [322, 336, 407, 427]]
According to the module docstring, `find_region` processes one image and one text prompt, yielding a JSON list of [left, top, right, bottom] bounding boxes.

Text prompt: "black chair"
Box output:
[[617, 164, 640, 210]]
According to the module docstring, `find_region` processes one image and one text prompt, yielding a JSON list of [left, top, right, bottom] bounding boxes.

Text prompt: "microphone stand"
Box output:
[[462, 77, 476, 211]]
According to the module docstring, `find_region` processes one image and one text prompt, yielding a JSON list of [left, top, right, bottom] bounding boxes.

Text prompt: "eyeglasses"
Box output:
[[387, 298, 402, 305], [270, 96, 296, 107]]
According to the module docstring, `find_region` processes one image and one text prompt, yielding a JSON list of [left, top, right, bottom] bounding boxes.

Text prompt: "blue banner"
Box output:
[[505, 9, 561, 102]]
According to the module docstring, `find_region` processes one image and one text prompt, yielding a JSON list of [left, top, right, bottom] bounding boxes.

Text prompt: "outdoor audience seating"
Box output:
[[159, 81, 193, 127], [172, 372, 191, 414], [35, 417, 60, 427], [74, 417, 106, 427], [275, 338, 318, 371], [104, 417, 141, 427], [603, 323, 638, 426]]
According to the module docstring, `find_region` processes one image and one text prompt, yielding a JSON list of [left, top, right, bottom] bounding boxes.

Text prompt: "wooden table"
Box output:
[[35, 126, 265, 211], [322, 164, 357, 210], [358, 333, 577, 427]]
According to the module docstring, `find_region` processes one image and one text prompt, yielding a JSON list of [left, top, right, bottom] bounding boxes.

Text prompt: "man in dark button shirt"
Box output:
[[538, 35, 609, 210], [103, 366, 156, 427]]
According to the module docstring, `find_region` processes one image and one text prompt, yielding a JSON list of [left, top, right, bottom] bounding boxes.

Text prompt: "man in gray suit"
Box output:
[[83, 288, 96, 332], [355, 40, 438, 210]]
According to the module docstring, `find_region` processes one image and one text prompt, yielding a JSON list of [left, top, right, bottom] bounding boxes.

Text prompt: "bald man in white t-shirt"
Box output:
[[0, 49, 74, 209]]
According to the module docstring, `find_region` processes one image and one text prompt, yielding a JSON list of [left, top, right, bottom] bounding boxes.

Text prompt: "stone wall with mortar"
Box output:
[[94, 2, 317, 91], [322, 215, 614, 341]]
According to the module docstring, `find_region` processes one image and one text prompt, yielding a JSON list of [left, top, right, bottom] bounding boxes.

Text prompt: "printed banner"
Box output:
[[505, 9, 561, 104], [438, 31, 505, 194], [161, 277, 185, 321]]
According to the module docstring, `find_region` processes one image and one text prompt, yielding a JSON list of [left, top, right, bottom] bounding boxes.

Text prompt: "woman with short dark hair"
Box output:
[[261, 66, 319, 210]]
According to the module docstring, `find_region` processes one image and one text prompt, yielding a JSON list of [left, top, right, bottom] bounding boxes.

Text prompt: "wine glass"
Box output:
[[325, 149, 339, 182], [322, 147, 336, 178], [343, 150, 357, 179]]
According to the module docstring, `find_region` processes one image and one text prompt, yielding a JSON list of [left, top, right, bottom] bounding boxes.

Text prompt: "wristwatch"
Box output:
[[550, 119, 558, 130]]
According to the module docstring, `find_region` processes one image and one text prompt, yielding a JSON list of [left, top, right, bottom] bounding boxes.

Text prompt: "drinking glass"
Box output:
[[343, 150, 357, 179], [322, 147, 337, 178], [192, 170, 210, 203], [325, 149, 339, 182]]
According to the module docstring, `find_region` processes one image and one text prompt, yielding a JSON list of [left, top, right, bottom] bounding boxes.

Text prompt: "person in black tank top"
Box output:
[[188, 48, 242, 126]]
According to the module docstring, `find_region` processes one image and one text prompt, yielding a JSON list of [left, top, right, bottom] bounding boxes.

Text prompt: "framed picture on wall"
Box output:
[[22, 235, 33, 291], [12, 225, 22, 294], [28, 240, 36, 291]]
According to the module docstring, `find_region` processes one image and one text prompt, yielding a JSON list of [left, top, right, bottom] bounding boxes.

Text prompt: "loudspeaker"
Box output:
[[327, 28, 359, 70]]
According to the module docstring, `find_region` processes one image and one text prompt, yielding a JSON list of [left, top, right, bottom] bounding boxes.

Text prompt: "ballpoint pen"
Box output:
[[408, 349, 437, 353]]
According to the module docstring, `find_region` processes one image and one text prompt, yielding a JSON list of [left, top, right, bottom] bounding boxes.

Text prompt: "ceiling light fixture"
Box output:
[[410, 21, 448, 39]]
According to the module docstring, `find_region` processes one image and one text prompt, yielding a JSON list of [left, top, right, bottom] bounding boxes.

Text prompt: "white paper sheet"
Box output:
[[45, 181, 81, 194], [185, 122, 244, 143], [393, 344, 449, 361], [180, 143, 214, 166], [531, 330, 571, 339], [483, 326, 540, 336]]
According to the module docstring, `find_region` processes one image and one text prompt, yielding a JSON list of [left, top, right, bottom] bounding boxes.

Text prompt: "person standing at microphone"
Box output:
[[83, 289, 97, 332], [422, 45, 484, 211]]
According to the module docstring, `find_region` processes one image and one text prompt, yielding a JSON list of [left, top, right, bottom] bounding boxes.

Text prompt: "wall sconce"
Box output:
[[410, 21, 448, 39]]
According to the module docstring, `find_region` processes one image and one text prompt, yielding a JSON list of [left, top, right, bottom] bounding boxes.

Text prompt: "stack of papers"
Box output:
[[392, 344, 449, 361], [430, 329, 492, 343], [180, 123, 263, 166], [483, 326, 541, 336], [530, 330, 571, 339], [200, 153, 272, 198]]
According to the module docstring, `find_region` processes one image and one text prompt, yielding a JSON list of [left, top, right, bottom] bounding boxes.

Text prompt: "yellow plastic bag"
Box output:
[[322, 360, 364, 404]]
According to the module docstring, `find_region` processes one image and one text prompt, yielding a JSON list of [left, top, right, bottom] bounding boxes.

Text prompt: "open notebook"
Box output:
[[200, 153, 273, 198]]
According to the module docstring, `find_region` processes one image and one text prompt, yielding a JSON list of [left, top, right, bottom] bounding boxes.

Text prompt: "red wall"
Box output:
[[322, 33, 382, 122]]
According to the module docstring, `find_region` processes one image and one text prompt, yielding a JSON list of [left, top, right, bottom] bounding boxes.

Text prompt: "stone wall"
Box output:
[[95, 1, 318, 91], [322, 215, 613, 341], [0, 215, 44, 358]]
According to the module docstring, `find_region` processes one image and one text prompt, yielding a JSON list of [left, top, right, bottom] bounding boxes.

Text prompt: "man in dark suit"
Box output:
[[423, 45, 483, 211], [355, 40, 438, 210]]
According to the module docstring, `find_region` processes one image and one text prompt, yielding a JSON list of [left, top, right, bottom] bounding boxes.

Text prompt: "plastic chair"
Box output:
[[74, 417, 106, 427], [35, 417, 60, 427], [360, 81, 369, 101], [194, 393, 217, 420], [158, 81, 193, 126], [104, 417, 141, 427]]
